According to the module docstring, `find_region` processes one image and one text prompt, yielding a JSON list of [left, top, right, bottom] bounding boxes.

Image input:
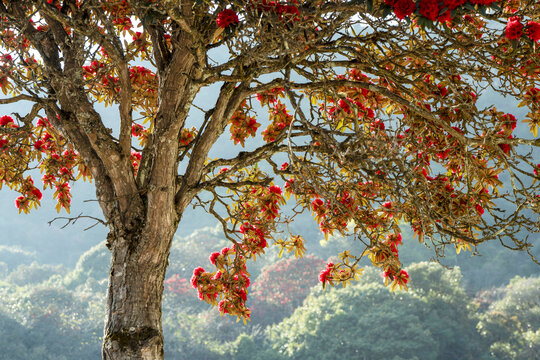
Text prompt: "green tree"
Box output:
[[250, 255, 326, 326], [6, 261, 66, 286], [0, 283, 103, 359], [268, 265, 490, 360], [478, 276, 540, 360], [64, 241, 110, 290]]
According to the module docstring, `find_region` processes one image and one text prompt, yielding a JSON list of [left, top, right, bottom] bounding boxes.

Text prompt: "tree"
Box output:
[[267, 265, 491, 360], [478, 275, 540, 359], [250, 255, 326, 325], [0, 0, 539, 358]]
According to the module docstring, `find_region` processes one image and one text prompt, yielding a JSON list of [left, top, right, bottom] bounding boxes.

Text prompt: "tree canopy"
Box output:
[[0, 0, 539, 358]]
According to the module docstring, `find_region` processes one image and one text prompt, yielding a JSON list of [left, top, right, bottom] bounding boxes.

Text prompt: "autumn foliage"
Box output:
[[1, 0, 539, 332]]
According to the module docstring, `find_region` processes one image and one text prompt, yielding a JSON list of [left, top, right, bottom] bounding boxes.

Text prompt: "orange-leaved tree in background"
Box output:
[[0, 0, 539, 359]]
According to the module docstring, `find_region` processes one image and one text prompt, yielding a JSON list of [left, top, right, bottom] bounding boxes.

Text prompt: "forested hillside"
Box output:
[[0, 223, 538, 360]]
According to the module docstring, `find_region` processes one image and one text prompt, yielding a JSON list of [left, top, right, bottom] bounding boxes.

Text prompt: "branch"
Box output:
[[0, 94, 43, 104], [48, 212, 107, 231]]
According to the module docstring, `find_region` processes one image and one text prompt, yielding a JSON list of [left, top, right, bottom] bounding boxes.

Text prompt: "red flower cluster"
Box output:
[[229, 103, 261, 146], [527, 21, 540, 42], [318, 262, 334, 285], [216, 9, 239, 29], [442, 0, 467, 10], [130, 151, 141, 175], [131, 123, 148, 146], [249, 1, 300, 22], [131, 31, 148, 51], [131, 123, 145, 137], [191, 248, 252, 320], [0, 115, 16, 127], [54, 182, 72, 212], [383, 0, 501, 23], [392, 0, 416, 20], [256, 88, 285, 107], [112, 16, 133, 32], [261, 102, 292, 142], [505, 17, 523, 40], [180, 127, 197, 146], [164, 274, 193, 295], [418, 0, 439, 21], [240, 223, 268, 254], [13, 177, 44, 214], [524, 87, 540, 103], [384, 269, 409, 290]]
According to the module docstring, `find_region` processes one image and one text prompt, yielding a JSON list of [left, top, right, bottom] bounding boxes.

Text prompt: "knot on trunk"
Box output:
[[105, 326, 162, 358]]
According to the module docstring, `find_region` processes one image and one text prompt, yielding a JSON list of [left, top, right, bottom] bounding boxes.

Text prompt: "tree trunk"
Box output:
[[101, 210, 179, 360]]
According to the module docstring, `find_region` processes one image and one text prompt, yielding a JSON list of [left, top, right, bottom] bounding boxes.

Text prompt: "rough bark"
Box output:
[[102, 209, 179, 360]]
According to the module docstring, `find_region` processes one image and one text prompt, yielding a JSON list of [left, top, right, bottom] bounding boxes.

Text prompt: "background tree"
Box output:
[[267, 265, 491, 360], [250, 255, 326, 326], [0, 0, 539, 359], [478, 275, 540, 359]]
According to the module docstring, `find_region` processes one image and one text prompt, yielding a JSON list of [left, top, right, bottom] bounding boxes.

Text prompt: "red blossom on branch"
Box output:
[[216, 9, 239, 29], [526, 21, 540, 42], [505, 17, 523, 40]]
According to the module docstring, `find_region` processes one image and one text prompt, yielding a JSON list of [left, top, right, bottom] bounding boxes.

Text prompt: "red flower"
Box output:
[[209, 252, 220, 265], [383, 269, 396, 279], [15, 196, 26, 209], [392, 0, 416, 20], [218, 299, 229, 314], [475, 203, 484, 216], [191, 266, 205, 288], [505, 17, 523, 40], [36, 118, 50, 128], [269, 185, 282, 195], [398, 270, 409, 283], [337, 98, 351, 114], [216, 9, 239, 29], [418, 0, 439, 22], [371, 119, 385, 130], [130, 151, 142, 161], [319, 268, 331, 283], [526, 21, 540, 42], [442, 0, 466, 10], [31, 188, 43, 200], [386, 233, 403, 247], [42, 174, 56, 187], [501, 113, 516, 131], [0, 115, 14, 126], [497, 132, 513, 154], [438, 10, 451, 23], [131, 123, 144, 137], [279, 5, 300, 21], [59, 167, 71, 176], [33, 139, 47, 151]]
